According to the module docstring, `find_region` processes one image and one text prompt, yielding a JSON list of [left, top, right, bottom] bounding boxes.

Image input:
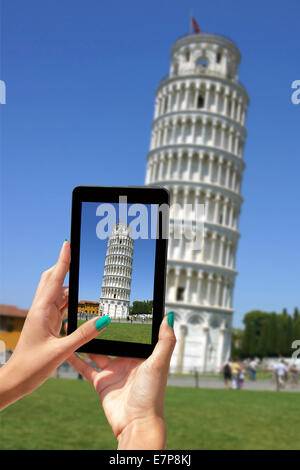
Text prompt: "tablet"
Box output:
[[67, 186, 170, 359]]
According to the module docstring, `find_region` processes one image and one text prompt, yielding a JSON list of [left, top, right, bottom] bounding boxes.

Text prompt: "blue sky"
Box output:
[[0, 0, 299, 327], [79, 202, 156, 302]]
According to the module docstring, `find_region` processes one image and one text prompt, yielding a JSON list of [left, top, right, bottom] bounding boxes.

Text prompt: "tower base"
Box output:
[[99, 300, 129, 319], [165, 304, 232, 374]]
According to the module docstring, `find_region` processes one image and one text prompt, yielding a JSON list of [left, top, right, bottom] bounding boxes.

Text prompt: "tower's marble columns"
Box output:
[[145, 31, 249, 373]]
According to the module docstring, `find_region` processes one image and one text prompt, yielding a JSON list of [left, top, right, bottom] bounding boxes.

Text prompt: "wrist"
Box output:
[[117, 415, 167, 450]]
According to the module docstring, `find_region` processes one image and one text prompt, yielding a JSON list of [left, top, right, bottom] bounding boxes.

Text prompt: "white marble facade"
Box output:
[[145, 32, 249, 372]]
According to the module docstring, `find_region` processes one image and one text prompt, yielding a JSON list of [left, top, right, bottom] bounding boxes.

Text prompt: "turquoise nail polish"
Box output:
[[62, 318, 68, 326], [64, 238, 68, 242], [95, 316, 111, 331], [168, 312, 174, 328]]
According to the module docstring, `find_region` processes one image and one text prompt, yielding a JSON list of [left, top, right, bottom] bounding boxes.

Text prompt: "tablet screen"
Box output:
[[77, 201, 159, 345]]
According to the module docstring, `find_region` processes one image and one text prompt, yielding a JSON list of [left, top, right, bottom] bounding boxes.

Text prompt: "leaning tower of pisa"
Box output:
[[145, 31, 249, 373], [99, 222, 134, 319]]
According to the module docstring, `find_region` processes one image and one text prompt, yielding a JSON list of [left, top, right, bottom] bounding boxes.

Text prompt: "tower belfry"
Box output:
[[145, 29, 249, 372]]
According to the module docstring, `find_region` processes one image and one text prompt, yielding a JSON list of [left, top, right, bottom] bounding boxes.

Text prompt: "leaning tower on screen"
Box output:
[[145, 31, 249, 372], [99, 222, 134, 319]]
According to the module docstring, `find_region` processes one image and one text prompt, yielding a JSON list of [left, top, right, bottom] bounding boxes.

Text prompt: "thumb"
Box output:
[[60, 315, 111, 356], [146, 312, 176, 373]]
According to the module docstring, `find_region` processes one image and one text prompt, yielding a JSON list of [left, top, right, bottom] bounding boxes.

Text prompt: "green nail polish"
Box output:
[[62, 318, 68, 326], [168, 312, 174, 328], [64, 238, 68, 242], [95, 316, 111, 331]]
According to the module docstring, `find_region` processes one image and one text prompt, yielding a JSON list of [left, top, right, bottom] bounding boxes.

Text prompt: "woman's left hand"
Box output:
[[0, 241, 109, 410]]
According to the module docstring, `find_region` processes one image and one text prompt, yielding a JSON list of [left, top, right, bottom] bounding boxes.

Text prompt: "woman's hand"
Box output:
[[0, 241, 110, 410], [66, 313, 176, 450]]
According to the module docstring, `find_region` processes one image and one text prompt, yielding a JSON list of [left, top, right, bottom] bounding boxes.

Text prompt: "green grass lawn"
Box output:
[[78, 319, 152, 344], [1, 378, 300, 450]]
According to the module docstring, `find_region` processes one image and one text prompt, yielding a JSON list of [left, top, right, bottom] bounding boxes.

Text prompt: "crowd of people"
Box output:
[[77, 312, 153, 323], [266, 359, 299, 391], [78, 311, 94, 321], [127, 314, 151, 323], [221, 358, 247, 390], [220, 357, 299, 391]]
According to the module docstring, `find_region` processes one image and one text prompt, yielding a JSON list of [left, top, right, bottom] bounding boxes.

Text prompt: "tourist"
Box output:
[[289, 363, 299, 388], [221, 358, 232, 389], [231, 358, 242, 389], [249, 358, 258, 381], [273, 359, 288, 391], [0, 241, 176, 450], [238, 366, 245, 389]]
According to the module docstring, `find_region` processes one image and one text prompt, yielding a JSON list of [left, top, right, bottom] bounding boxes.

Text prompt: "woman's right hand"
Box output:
[[66, 313, 176, 450]]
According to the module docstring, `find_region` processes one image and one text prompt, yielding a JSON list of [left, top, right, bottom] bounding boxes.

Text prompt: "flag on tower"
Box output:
[[191, 16, 200, 34]]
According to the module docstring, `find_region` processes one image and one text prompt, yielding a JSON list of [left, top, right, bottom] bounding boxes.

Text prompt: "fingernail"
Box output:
[[95, 316, 111, 331], [168, 312, 174, 328], [62, 318, 68, 326], [63, 238, 68, 243]]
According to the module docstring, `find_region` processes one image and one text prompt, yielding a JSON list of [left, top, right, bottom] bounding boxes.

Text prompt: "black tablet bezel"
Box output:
[[67, 185, 169, 359]]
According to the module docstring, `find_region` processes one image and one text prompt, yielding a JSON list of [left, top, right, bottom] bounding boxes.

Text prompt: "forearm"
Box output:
[[117, 416, 167, 450], [0, 357, 31, 410], [0, 360, 28, 411]]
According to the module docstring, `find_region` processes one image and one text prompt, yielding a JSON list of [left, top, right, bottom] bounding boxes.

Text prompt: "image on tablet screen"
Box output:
[[77, 201, 158, 344]]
